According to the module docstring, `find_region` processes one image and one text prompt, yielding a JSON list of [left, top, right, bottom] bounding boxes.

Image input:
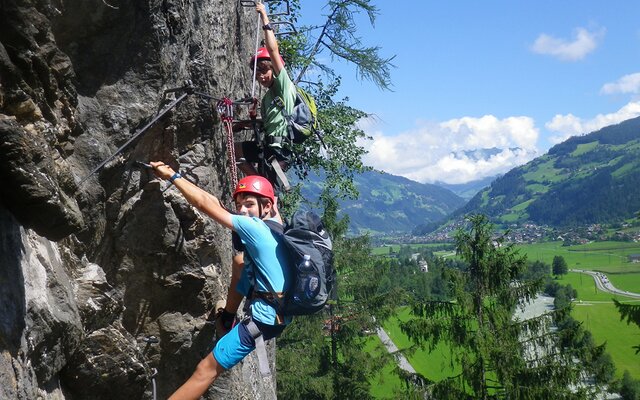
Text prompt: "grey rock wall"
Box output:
[[1, 0, 275, 398]]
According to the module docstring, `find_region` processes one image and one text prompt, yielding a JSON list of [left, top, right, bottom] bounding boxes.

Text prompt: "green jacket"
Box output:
[[261, 68, 296, 149]]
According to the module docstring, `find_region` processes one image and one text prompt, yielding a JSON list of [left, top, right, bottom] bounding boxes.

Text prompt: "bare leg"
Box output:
[[168, 353, 225, 400]]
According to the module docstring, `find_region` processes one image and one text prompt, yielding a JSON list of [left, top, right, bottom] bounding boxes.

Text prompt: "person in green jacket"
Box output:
[[235, 2, 297, 186]]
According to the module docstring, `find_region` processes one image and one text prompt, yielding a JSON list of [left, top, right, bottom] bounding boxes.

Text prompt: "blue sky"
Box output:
[[292, 1, 640, 184]]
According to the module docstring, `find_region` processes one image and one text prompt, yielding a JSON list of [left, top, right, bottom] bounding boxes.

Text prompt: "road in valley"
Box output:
[[570, 269, 640, 299], [376, 327, 416, 374]]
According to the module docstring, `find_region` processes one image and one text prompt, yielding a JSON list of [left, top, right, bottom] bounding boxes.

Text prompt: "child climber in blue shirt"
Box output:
[[150, 162, 292, 400]]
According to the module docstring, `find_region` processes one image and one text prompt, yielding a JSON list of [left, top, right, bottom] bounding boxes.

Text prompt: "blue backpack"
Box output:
[[264, 210, 335, 316]]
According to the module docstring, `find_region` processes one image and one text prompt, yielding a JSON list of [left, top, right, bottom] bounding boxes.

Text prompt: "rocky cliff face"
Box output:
[[0, 1, 275, 398]]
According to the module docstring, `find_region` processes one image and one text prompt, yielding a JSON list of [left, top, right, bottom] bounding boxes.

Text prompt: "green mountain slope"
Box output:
[[455, 116, 640, 227], [300, 170, 465, 235]]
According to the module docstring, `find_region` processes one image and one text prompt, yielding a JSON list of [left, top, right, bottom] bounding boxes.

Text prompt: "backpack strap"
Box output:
[[245, 219, 288, 319], [270, 95, 296, 143], [264, 218, 285, 234], [243, 316, 272, 377]]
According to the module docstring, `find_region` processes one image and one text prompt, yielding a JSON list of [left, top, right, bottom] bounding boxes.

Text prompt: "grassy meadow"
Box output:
[[517, 241, 640, 379]]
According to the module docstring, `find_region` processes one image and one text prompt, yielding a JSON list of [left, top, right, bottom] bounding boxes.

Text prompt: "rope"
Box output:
[[250, 1, 262, 98], [217, 98, 238, 188]]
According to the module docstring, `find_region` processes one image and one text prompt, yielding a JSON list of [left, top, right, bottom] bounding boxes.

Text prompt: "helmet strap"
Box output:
[[258, 201, 265, 220]]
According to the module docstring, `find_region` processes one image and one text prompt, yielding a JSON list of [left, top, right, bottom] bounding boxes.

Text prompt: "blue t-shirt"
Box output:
[[231, 215, 292, 325]]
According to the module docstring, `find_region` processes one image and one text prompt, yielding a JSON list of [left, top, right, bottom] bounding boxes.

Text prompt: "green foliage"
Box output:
[[271, 0, 397, 201], [275, 231, 387, 399], [271, 2, 401, 398], [620, 370, 640, 400], [278, 189, 402, 399], [292, 0, 395, 90], [552, 284, 576, 309], [523, 260, 550, 281], [552, 255, 569, 277], [277, 77, 370, 203], [276, 315, 335, 399]]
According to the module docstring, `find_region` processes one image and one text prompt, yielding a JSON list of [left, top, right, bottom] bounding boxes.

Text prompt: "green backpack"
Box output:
[[273, 86, 320, 144]]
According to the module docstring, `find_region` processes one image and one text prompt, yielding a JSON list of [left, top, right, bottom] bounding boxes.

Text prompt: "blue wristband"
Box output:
[[169, 172, 182, 184]]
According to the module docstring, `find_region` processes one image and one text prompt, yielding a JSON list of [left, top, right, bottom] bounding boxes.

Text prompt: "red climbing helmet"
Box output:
[[233, 175, 275, 204], [249, 47, 285, 67]]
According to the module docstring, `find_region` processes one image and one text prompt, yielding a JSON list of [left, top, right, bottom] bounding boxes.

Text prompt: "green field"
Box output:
[[365, 335, 406, 398], [608, 272, 640, 293], [518, 241, 640, 379], [383, 307, 459, 382], [572, 301, 640, 377], [516, 241, 640, 274], [522, 158, 566, 183]]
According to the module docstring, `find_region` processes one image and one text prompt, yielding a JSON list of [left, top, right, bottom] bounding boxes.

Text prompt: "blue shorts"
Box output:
[[212, 318, 286, 370]]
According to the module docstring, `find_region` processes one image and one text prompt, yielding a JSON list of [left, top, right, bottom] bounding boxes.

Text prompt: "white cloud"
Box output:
[[601, 72, 640, 95], [531, 27, 605, 61], [358, 115, 540, 184], [545, 101, 640, 143]]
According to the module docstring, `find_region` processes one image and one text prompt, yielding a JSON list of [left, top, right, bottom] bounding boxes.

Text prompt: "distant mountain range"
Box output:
[[300, 170, 465, 235], [435, 175, 498, 200], [301, 117, 640, 237], [438, 116, 640, 229]]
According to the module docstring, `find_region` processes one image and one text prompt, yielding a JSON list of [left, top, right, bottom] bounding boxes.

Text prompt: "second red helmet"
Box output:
[[249, 47, 285, 67]]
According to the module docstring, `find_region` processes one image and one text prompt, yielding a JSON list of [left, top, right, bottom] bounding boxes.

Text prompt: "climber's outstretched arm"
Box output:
[[150, 162, 234, 230], [257, 3, 284, 76]]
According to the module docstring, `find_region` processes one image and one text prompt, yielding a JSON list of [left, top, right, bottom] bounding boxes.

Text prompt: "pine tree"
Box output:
[[292, 0, 395, 90], [276, 192, 395, 399], [552, 255, 569, 277], [269, 0, 395, 200], [400, 214, 607, 399]]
